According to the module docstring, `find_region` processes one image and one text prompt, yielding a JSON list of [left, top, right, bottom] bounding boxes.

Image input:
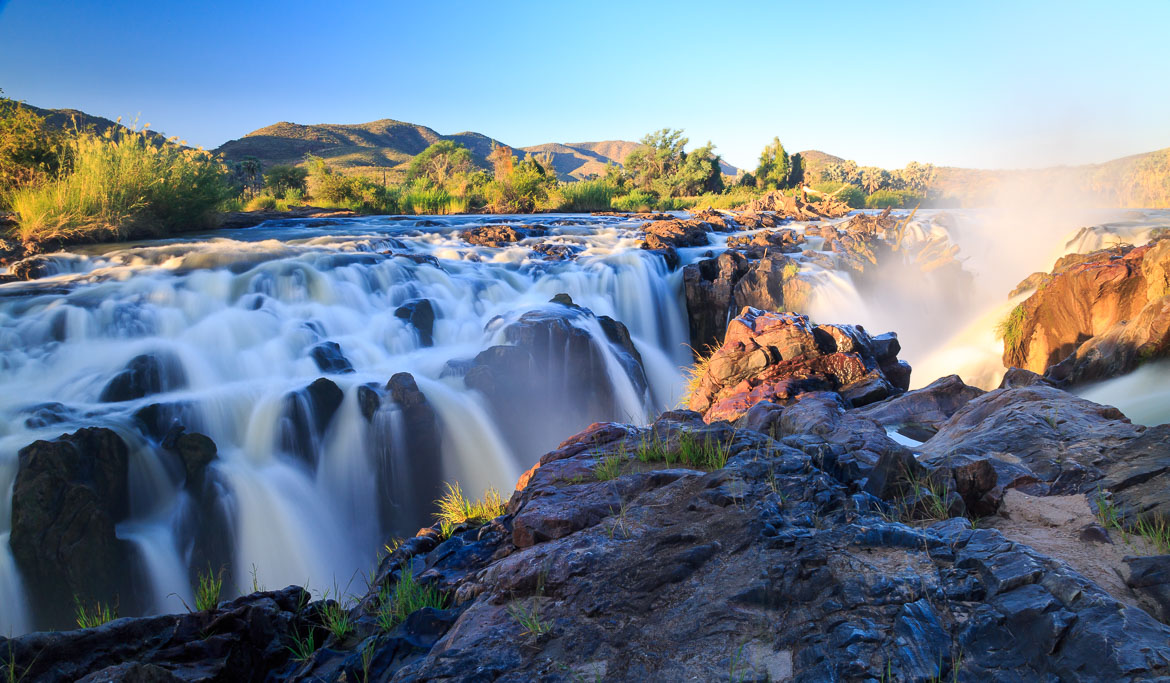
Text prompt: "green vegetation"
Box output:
[[1095, 492, 1170, 554], [74, 596, 117, 629], [556, 178, 621, 212], [286, 629, 318, 662], [194, 567, 224, 611], [320, 594, 356, 640], [7, 125, 233, 245], [636, 429, 730, 470], [623, 128, 724, 198], [594, 444, 627, 481], [507, 599, 552, 638], [262, 164, 308, 198], [376, 569, 448, 631], [811, 181, 866, 208], [996, 304, 1028, 348], [0, 90, 63, 193]]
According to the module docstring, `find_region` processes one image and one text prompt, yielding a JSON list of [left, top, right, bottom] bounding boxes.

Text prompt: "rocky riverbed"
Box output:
[[2, 207, 1170, 680]]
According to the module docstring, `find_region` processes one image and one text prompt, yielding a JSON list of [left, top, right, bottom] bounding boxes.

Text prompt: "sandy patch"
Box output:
[[988, 489, 1158, 607]]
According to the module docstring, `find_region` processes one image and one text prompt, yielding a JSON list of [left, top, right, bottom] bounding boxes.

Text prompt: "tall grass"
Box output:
[[434, 482, 505, 528], [7, 128, 232, 245], [555, 179, 620, 212]]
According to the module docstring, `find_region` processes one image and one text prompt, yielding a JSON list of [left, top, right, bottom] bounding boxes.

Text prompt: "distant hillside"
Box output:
[[24, 104, 171, 145], [215, 119, 505, 181], [931, 147, 1170, 208], [218, 119, 739, 182], [796, 150, 845, 184]]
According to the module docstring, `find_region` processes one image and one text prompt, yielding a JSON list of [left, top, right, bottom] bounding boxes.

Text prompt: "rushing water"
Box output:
[[1, 208, 1167, 634]]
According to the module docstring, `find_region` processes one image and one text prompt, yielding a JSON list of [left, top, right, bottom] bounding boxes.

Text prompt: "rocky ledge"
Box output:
[[8, 310, 1170, 681], [1005, 235, 1170, 385]]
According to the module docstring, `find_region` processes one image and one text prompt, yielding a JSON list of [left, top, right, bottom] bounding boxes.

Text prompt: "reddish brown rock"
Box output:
[[686, 307, 910, 421], [1004, 238, 1170, 383], [639, 218, 712, 250]]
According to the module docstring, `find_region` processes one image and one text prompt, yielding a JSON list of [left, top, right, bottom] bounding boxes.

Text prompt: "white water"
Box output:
[[0, 213, 688, 631]]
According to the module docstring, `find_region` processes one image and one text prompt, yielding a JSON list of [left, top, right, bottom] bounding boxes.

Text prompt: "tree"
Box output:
[[623, 128, 688, 192], [237, 156, 262, 195], [859, 167, 891, 194], [669, 141, 724, 196], [406, 140, 474, 186], [263, 164, 308, 198], [787, 153, 804, 188], [755, 137, 791, 190]]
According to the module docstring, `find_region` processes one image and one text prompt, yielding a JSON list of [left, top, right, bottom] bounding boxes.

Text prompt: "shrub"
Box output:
[[0, 92, 63, 197], [245, 194, 279, 211], [8, 128, 233, 245], [263, 164, 308, 199], [406, 141, 474, 185], [401, 183, 453, 214], [865, 189, 903, 209]]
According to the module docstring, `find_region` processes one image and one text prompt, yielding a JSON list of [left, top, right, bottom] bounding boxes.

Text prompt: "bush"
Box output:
[[263, 164, 308, 199], [402, 183, 454, 214], [8, 128, 233, 245], [812, 181, 865, 209], [865, 189, 903, 209], [0, 93, 63, 197], [556, 179, 620, 212]]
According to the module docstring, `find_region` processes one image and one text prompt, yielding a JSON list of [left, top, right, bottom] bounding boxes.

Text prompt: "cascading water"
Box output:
[[0, 214, 688, 633]]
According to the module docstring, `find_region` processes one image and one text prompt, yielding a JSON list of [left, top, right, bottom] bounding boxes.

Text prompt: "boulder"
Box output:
[[726, 228, 805, 257], [99, 352, 187, 403], [855, 374, 986, 441], [460, 225, 546, 247], [639, 218, 711, 250], [309, 341, 355, 374], [10, 428, 135, 629], [463, 299, 649, 462], [1002, 239, 1170, 381], [375, 372, 445, 534], [395, 299, 436, 347], [686, 307, 911, 422], [278, 378, 344, 469]]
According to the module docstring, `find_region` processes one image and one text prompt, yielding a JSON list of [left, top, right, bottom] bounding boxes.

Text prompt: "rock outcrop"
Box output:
[[1004, 237, 1170, 383], [15, 402, 1170, 680], [682, 251, 813, 352], [460, 225, 547, 247], [734, 190, 852, 219], [687, 307, 911, 421], [457, 294, 650, 461]]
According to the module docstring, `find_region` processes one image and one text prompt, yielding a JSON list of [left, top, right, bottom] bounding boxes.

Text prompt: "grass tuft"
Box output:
[[74, 596, 116, 629], [376, 570, 448, 631], [635, 429, 730, 470], [594, 443, 627, 481], [194, 566, 224, 611], [434, 482, 506, 529], [996, 304, 1028, 349]]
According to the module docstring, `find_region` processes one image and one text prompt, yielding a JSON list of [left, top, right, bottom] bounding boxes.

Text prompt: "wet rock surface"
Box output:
[[461, 294, 650, 461], [460, 224, 547, 247]]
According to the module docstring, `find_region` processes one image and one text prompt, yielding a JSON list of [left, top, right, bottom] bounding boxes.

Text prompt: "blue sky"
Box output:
[[1, 0, 1167, 171]]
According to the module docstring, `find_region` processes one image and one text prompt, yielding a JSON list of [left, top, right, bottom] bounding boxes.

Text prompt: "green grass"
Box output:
[[194, 567, 224, 611], [434, 482, 506, 529], [1096, 491, 1170, 553], [893, 470, 954, 524], [7, 127, 233, 245], [635, 429, 729, 470], [376, 570, 448, 631], [556, 179, 620, 212], [74, 596, 116, 629], [507, 599, 552, 638], [320, 597, 355, 641], [286, 628, 318, 662], [611, 189, 657, 212], [996, 304, 1028, 349], [594, 443, 627, 481]]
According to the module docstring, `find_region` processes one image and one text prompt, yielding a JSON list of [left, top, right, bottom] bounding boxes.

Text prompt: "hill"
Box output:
[[796, 149, 845, 184], [215, 119, 505, 181], [24, 104, 171, 145]]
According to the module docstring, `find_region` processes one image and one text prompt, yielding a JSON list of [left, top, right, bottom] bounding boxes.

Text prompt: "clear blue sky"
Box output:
[[1, 0, 1167, 171]]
